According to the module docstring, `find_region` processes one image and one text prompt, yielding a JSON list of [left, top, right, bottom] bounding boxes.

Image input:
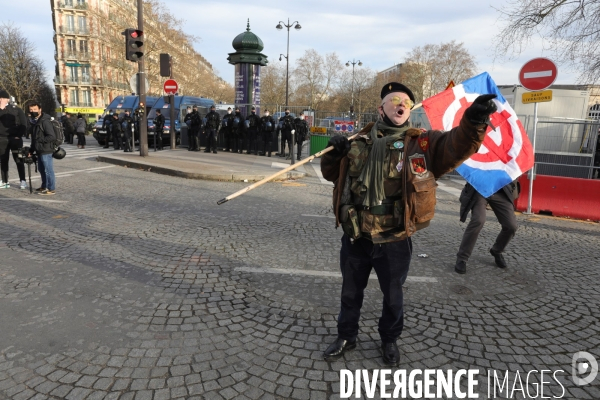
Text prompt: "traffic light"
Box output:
[[124, 28, 144, 62], [159, 53, 171, 77]]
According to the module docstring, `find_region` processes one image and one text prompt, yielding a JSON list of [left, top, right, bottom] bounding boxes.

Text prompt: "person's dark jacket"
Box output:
[[294, 118, 309, 142], [0, 104, 27, 139], [185, 110, 202, 127], [154, 114, 165, 131], [321, 117, 487, 238], [63, 116, 75, 134], [459, 180, 521, 222], [279, 114, 295, 133], [29, 113, 56, 155], [74, 117, 86, 133]]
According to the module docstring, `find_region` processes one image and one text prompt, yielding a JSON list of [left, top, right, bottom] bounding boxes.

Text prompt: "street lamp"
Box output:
[[276, 18, 301, 107], [345, 59, 362, 106]]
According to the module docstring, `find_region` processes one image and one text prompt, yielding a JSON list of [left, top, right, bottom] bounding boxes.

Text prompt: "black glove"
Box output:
[[465, 94, 497, 126], [328, 135, 350, 156]]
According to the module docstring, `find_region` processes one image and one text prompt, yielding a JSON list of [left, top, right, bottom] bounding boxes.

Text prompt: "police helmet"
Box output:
[[52, 147, 66, 160], [221, 118, 228, 128], [265, 121, 273, 131], [244, 120, 250, 129], [278, 121, 284, 130], [202, 117, 207, 127], [232, 117, 240, 127]]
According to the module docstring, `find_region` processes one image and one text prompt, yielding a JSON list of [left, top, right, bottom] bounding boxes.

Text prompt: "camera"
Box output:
[[14, 146, 36, 165]]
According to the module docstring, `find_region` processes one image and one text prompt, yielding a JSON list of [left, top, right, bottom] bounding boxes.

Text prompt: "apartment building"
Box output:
[[51, 0, 219, 117]]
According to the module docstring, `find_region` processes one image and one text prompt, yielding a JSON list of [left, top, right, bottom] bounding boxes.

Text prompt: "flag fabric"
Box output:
[[421, 72, 534, 198]]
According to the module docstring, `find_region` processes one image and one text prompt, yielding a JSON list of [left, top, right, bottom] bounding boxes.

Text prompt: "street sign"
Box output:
[[522, 90, 553, 104], [519, 58, 557, 91], [129, 73, 150, 94], [334, 121, 355, 132], [310, 127, 327, 134], [163, 79, 178, 95]]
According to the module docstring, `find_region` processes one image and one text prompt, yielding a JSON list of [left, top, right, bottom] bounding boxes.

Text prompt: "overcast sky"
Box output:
[[4, 0, 577, 88]]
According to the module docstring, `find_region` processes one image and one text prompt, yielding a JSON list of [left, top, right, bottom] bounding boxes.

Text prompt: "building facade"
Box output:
[[51, 0, 221, 117]]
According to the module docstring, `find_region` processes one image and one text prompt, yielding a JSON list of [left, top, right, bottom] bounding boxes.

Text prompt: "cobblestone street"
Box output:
[[1, 146, 599, 400]]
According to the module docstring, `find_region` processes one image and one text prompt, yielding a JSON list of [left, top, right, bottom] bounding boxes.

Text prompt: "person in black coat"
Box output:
[[259, 109, 275, 157], [278, 108, 295, 158], [111, 113, 122, 150], [204, 105, 221, 154], [294, 112, 309, 161], [121, 110, 134, 152], [454, 181, 520, 274], [221, 107, 235, 152], [184, 106, 202, 151], [154, 109, 165, 150], [0, 89, 28, 189]]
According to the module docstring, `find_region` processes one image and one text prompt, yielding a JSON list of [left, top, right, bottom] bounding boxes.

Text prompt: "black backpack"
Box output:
[[45, 117, 65, 147]]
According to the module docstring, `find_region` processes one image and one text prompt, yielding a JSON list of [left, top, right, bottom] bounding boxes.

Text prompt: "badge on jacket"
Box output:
[[418, 137, 429, 152], [409, 153, 428, 177]]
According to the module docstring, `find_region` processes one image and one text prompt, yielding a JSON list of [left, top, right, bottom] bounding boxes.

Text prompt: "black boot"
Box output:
[[381, 342, 400, 366], [238, 139, 243, 154], [267, 142, 272, 157], [323, 338, 356, 361]]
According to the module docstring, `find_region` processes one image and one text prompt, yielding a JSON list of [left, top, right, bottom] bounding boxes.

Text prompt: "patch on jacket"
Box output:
[[409, 153, 428, 176], [418, 137, 429, 152]]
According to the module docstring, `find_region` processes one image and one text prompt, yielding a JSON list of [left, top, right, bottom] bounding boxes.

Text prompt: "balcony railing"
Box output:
[[54, 76, 92, 85], [64, 51, 91, 60], [57, 2, 88, 10], [58, 26, 90, 35]]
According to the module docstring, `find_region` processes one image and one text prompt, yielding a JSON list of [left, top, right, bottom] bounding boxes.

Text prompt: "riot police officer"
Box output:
[[221, 107, 235, 152], [246, 107, 261, 155], [102, 110, 113, 148], [121, 110, 134, 152], [294, 112, 309, 161], [154, 109, 165, 150], [111, 113, 122, 150], [259, 109, 275, 157], [184, 105, 202, 151], [279, 108, 295, 158], [204, 105, 221, 154], [232, 107, 245, 154]]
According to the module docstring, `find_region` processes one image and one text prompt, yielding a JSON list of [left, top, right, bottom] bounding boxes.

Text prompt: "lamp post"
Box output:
[[276, 18, 301, 107], [345, 59, 362, 106]]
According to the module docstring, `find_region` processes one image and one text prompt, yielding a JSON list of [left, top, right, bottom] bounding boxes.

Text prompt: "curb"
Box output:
[[96, 156, 306, 182]]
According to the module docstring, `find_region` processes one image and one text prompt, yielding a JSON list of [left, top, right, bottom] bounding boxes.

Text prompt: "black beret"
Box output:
[[0, 89, 9, 99], [380, 82, 415, 103]]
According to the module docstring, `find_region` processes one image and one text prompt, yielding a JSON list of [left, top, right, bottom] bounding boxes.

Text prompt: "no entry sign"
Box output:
[[163, 79, 178, 95], [519, 58, 557, 91]]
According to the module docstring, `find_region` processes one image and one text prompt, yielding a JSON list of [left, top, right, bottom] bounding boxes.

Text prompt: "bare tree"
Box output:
[[260, 62, 286, 106], [402, 41, 477, 101], [292, 50, 343, 109], [0, 23, 47, 107], [336, 67, 379, 114], [494, 0, 600, 83]]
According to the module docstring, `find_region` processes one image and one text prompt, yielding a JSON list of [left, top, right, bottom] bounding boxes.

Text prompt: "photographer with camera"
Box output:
[[0, 89, 28, 190], [27, 101, 57, 195]]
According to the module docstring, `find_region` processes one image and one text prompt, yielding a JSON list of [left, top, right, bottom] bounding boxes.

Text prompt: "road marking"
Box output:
[[523, 71, 553, 79], [301, 214, 336, 219], [0, 198, 68, 203], [234, 266, 438, 282], [436, 181, 461, 197], [271, 161, 291, 169], [8, 166, 114, 184]]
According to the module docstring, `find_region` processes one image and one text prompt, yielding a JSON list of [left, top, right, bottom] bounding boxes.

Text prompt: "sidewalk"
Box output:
[[96, 148, 312, 182]]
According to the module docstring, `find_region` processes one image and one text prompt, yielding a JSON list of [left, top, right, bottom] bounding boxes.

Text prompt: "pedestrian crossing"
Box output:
[[59, 143, 124, 160]]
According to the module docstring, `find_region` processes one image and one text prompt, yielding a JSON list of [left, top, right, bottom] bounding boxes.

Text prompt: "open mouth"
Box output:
[[396, 109, 405, 117]]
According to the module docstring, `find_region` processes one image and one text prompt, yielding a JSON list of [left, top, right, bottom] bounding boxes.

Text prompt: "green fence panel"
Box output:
[[310, 134, 330, 156]]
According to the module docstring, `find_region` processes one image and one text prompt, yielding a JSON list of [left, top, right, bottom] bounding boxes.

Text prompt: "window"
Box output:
[[82, 89, 91, 106], [65, 15, 75, 32], [66, 39, 76, 56], [81, 66, 90, 82], [70, 89, 80, 105], [78, 16, 87, 33], [69, 66, 78, 83], [79, 40, 88, 56], [77, 0, 86, 6], [64, 0, 74, 6]]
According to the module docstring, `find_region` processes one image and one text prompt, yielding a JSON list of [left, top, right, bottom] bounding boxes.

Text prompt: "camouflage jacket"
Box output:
[[321, 117, 487, 243]]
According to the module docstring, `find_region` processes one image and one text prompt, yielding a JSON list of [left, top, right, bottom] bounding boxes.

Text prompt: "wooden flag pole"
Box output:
[[216, 103, 423, 205]]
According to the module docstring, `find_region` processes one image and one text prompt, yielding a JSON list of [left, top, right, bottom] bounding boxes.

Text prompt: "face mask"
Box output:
[[251, 111, 255, 114], [300, 116, 304, 120], [30, 111, 39, 118], [285, 112, 290, 115], [265, 113, 270, 116], [227, 110, 232, 114]]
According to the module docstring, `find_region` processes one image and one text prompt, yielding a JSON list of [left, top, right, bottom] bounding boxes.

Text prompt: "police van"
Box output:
[[93, 95, 159, 145], [147, 96, 215, 147]]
